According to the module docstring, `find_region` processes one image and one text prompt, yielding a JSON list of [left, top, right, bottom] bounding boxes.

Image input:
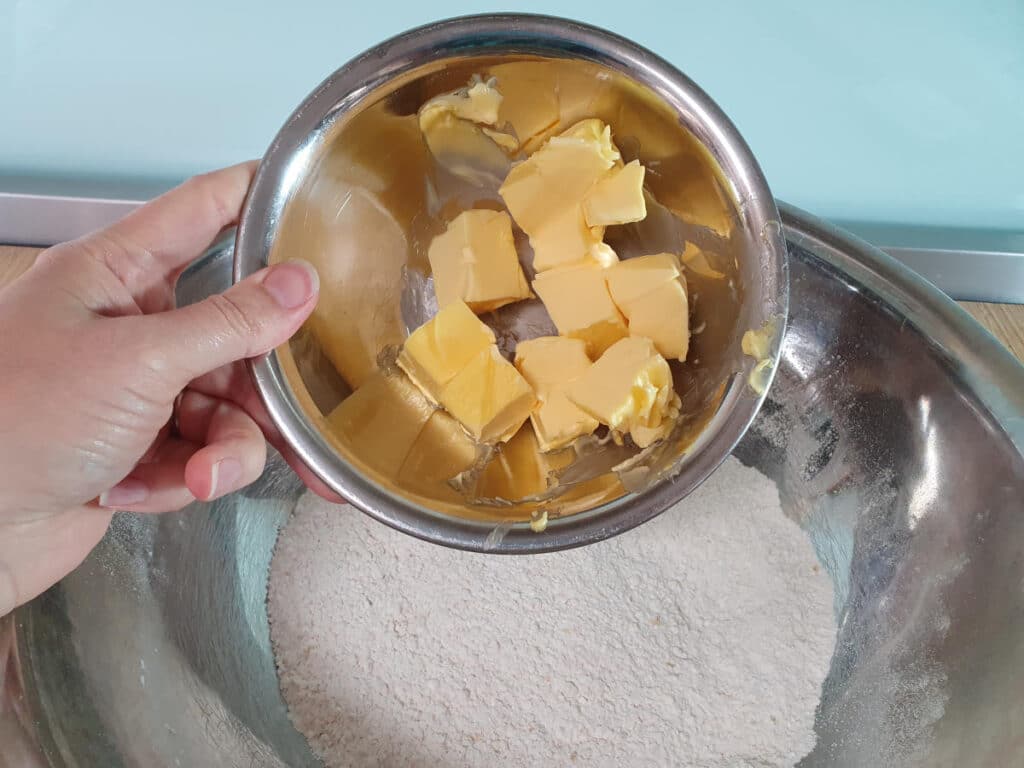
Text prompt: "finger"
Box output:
[[69, 162, 258, 304], [97, 438, 200, 513], [190, 363, 286, 442], [177, 395, 267, 501], [175, 389, 229, 444], [132, 259, 319, 398], [190, 365, 345, 503]]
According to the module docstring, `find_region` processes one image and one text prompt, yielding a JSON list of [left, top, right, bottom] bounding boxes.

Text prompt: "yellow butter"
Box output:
[[588, 242, 620, 268], [499, 119, 622, 272], [604, 253, 681, 306], [620, 278, 690, 362], [582, 160, 647, 226], [532, 262, 627, 358], [605, 253, 689, 361], [557, 118, 622, 165], [397, 300, 496, 404], [326, 372, 435, 479], [475, 424, 574, 500], [628, 390, 681, 448], [440, 346, 536, 443], [514, 336, 598, 451], [398, 410, 480, 497], [428, 209, 531, 313], [567, 337, 676, 443]]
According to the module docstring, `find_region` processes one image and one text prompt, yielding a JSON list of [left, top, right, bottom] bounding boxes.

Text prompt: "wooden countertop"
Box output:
[[3, 245, 1022, 363]]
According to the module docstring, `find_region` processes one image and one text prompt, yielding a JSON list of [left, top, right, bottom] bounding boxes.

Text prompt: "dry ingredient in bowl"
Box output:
[[268, 458, 835, 767]]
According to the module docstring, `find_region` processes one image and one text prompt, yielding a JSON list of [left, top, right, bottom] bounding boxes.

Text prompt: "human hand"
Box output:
[[0, 162, 331, 616]]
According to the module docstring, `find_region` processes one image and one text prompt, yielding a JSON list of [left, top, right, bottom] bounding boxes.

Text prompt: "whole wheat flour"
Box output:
[[269, 457, 835, 767]]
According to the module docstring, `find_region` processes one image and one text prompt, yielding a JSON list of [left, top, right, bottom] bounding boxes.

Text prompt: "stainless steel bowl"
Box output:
[[234, 14, 789, 552], [8, 206, 1024, 766]]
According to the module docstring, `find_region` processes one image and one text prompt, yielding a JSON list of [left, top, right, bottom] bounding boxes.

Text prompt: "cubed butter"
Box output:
[[398, 410, 480, 497], [605, 254, 689, 362], [326, 372, 435, 479], [567, 337, 676, 444], [428, 209, 531, 313], [499, 119, 622, 272], [604, 253, 681, 307], [439, 346, 536, 443], [532, 261, 627, 358], [514, 336, 598, 451], [582, 160, 647, 226], [619, 278, 690, 362], [398, 300, 496, 404]]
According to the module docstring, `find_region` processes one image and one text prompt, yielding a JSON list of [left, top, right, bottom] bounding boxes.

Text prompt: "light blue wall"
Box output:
[[2, 0, 1022, 233]]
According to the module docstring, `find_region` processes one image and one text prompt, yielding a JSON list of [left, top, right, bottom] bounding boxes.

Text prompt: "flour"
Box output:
[[269, 458, 836, 767]]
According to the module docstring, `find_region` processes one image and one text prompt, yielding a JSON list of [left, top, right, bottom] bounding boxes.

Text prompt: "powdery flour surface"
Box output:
[[269, 458, 835, 767]]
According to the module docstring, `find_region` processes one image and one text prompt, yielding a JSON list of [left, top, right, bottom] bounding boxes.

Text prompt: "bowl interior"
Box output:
[[254, 48, 784, 536], [15, 214, 1024, 766]]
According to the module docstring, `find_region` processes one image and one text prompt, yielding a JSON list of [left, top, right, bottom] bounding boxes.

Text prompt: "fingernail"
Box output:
[[99, 478, 149, 508], [262, 261, 318, 309], [210, 458, 243, 499]]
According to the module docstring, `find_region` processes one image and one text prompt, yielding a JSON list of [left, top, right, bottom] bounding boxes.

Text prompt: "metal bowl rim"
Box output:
[[235, 12, 791, 553]]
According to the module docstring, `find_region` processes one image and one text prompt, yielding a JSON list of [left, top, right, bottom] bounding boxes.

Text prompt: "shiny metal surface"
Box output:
[[7, 206, 1024, 766], [235, 14, 790, 552]]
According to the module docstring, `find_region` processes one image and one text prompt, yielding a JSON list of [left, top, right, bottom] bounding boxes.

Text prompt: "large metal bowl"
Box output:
[[6, 205, 1024, 767], [234, 14, 790, 552]]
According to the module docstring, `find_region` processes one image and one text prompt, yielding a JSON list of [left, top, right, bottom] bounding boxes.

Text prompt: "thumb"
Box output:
[[139, 259, 319, 391]]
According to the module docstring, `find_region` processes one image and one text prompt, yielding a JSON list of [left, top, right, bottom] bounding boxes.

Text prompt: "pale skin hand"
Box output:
[[0, 162, 337, 617]]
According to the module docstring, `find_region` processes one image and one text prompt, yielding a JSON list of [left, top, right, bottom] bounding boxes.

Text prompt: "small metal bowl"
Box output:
[[235, 13, 788, 552]]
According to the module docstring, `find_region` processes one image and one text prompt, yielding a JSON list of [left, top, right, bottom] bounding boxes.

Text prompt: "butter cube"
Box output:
[[532, 262, 627, 358], [440, 346, 536, 443], [475, 424, 575, 500], [499, 119, 621, 272], [604, 253, 681, 306], [398, 300, 496, 404], [398, 410, 480, 497], [605, 254, 689, 361], [620, 278, 690, 362], [583, 160, 647, 226], [567, 337, 676, 443], [326, 372, 435, 479], [428, 209, 531, 313], [514, 336, 598, 451]]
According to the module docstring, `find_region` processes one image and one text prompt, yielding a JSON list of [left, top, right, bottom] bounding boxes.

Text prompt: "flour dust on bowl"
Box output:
[[234, 14, 789, 552], [11, 207, 1024, 766]]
